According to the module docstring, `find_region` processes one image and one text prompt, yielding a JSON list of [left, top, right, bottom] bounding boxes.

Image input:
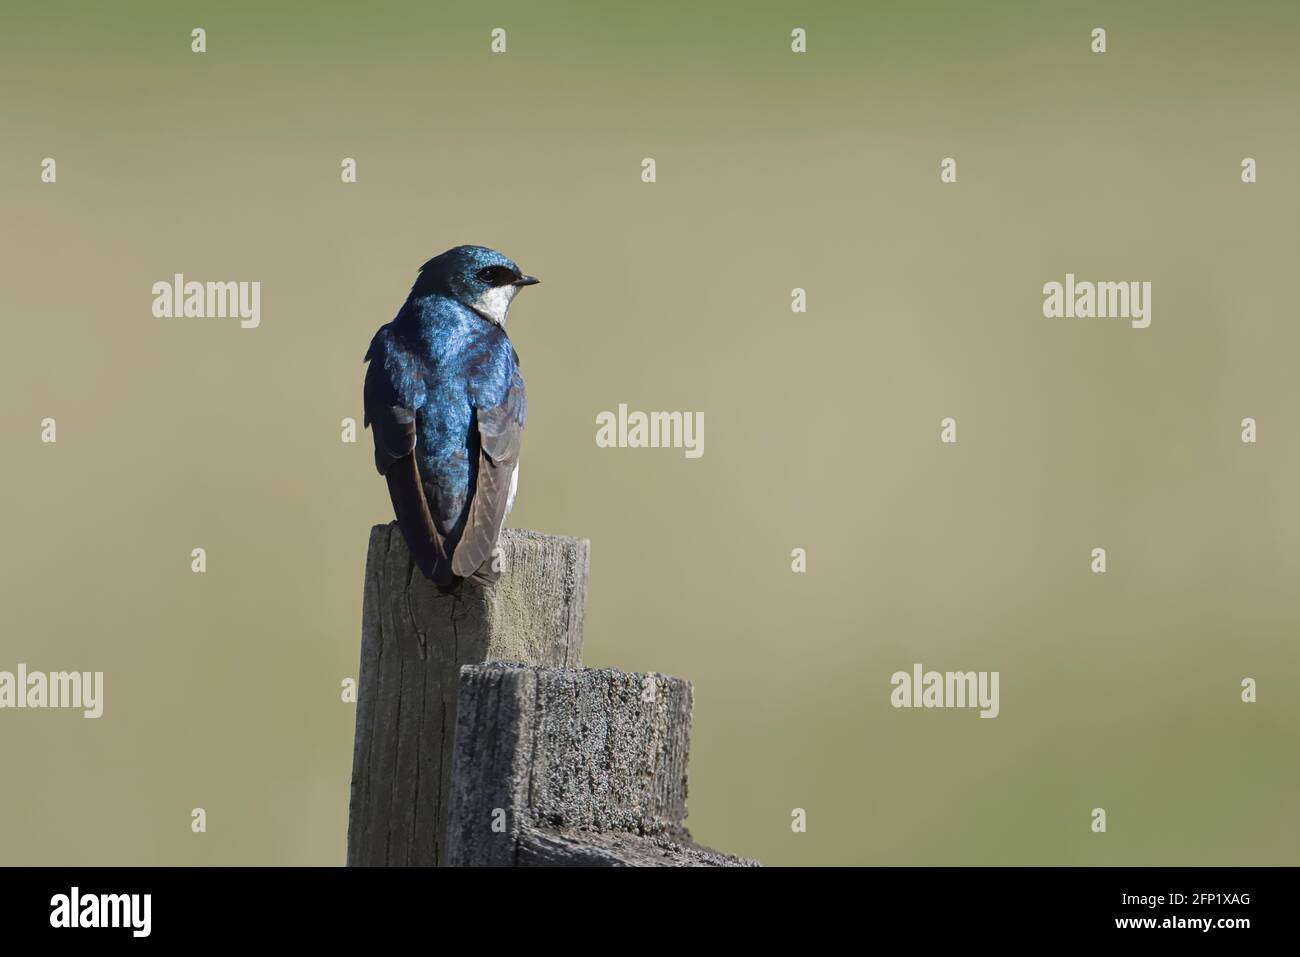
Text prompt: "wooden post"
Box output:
[[445, 663, 757, 866], [346, 522, 589, 866]]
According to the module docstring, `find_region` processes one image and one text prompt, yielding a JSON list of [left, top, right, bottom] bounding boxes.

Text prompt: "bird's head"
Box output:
[[412, 245, 539, 327]]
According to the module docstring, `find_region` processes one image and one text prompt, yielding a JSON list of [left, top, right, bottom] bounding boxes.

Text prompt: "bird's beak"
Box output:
[[514, 274, 540, 287]]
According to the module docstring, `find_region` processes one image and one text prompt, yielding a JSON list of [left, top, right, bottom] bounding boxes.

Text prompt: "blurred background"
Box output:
[[1, 0, 1297, 866]]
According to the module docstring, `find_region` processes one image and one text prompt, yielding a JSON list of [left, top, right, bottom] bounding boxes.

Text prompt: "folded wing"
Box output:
[[451, 370, 526, 583], [363, 333, 453, 586]]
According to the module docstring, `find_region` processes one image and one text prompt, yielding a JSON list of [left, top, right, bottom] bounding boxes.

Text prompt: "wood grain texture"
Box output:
[[346, 523, 589, 866], [446, 663, 757, 867]]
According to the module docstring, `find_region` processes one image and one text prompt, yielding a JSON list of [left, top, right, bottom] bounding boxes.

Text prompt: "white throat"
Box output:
[[471, 284, 518, 326]]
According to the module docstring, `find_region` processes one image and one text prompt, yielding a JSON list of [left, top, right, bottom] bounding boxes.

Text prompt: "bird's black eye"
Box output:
[[476, 266, 517, 286]]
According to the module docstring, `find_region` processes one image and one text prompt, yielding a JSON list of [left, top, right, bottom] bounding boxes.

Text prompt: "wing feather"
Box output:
[[450, 374, 526, 582], [364, 330, 453, 585]]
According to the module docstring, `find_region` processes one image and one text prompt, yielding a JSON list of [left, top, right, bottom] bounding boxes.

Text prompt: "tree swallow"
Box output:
[[363, 245, 538, 589]]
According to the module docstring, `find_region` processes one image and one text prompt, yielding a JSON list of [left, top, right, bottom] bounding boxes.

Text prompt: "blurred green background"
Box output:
[[1, 0, 1297, 866]]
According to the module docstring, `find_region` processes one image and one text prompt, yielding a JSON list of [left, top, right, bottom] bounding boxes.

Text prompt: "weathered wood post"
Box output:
[[346, 522, 589, 866], [446, 664, 757, 866]]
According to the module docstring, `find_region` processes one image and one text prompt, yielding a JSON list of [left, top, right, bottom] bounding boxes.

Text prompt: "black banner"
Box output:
[[0, 866, 1277, 942]]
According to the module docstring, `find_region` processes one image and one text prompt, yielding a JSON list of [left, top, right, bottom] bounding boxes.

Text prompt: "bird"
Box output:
[[363, 245, 538, 590]]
